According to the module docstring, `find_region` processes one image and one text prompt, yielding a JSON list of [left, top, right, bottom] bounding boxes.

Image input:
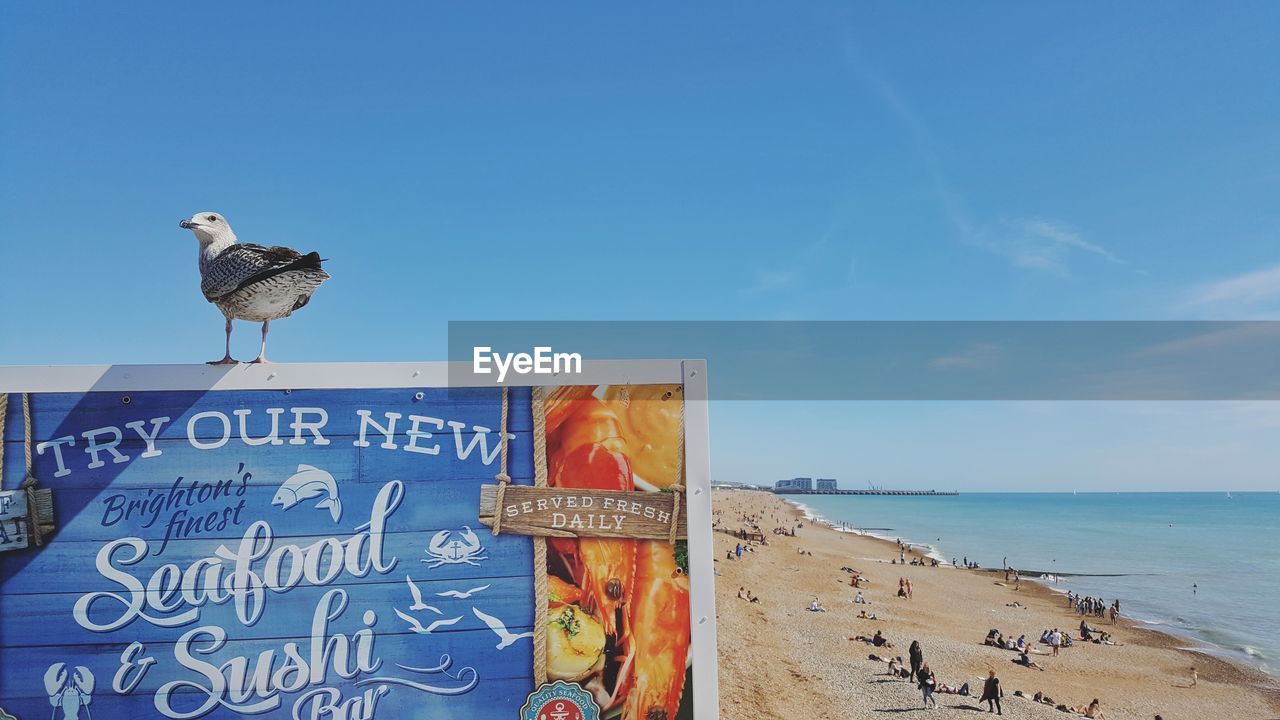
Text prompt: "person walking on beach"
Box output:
[[918, 662, 938, 709], [908, 640, 924, 682], [1050, 629, 1061, 657], [1189, 666, 1197, 687], [735, 543, 742, 559], [980, 670, 1002, 715], [906, 578, 914, 599]]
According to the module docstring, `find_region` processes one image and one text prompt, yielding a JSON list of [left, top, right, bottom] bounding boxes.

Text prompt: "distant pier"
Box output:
[[772, 489, 958, 496]]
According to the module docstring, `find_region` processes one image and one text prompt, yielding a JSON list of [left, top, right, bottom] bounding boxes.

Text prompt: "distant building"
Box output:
[[774, 477, 813, 493], [815, 478, 838, 491]]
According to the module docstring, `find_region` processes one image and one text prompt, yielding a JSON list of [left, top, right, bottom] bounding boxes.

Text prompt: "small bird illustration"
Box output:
[[472, 607, 534, 649], [405, 576, 442, 613], [395, 608, 462, 635], [435, 584, 491, 599], [180, 211, 329, 364], [272, 464, 342, 522]]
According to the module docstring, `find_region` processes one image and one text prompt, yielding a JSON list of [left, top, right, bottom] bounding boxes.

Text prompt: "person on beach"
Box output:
[[1014, 650, 1045, 671], [906, 578, 914, 599], [1050, 629, 1062, 656], [908, 640, 924, 682], [809, 596, 826, 612], [854, 591, 867, 604], [1071, 698, 1105, 719], [980, 670, 1002, 714], [735, 543, 742, 559], [1189, 666, 1197, 687], [851, 631, 893, 648], [919, 662, 938, 709]]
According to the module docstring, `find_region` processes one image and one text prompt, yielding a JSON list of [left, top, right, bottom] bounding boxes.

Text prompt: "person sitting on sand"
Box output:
[[985, 629, 1003, 647], [808, 596, 826, 612], [737, 587, 747, 600], [850, 630, 893, 648], [1016, 634, 1027, 650], [854, 591, 867, 604], [887, 656, 901, 677], [1071, 699, 1105, 719], [1014, 650, 1045, 671], [858, 610, 878, 620]]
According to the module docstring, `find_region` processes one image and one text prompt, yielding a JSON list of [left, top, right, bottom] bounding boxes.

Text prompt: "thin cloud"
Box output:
[[930, 342, 1001, 370], [1131, 322, 1280, 358], [744, 267, 801, 295], [840, 42, 1126, 278], [1191, 264, 1280, 307], [966, 218, 1125, 276]]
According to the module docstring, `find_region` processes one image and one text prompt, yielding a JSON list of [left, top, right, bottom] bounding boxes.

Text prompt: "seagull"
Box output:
[[435, 584, 490, 599], [394, 608, 462, 635], [405, 575, 443, 613], [180, 211, 329, 364], [472, 607, 534, 649]]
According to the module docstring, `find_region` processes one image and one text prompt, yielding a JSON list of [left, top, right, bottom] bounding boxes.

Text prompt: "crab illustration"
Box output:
[[421, 526, 488, 568]]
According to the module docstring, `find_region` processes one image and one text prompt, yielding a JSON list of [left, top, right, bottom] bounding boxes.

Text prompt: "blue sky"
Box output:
[[2, 3, 1279, 489]]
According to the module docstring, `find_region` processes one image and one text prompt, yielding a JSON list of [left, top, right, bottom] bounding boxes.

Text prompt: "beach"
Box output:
[[712, 490, 1280, 720]]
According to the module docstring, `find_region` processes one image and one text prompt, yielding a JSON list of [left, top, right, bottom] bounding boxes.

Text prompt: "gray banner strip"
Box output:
[[448, 321, 1280, 400]]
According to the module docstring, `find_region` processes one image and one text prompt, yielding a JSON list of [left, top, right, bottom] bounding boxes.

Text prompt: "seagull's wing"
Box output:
[[424, 616, 464, 633], [471, 607, 505, 633], [394, 608, 426, 633], [201, 243, 325, 302], [406, 575, 424, 605]]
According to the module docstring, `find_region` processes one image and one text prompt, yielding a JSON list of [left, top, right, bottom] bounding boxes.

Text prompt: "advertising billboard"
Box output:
[[0, 361, 716, 720]]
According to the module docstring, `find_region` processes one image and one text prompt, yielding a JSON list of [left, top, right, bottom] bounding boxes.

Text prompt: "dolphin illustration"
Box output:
[[273, 464, 342, 522]]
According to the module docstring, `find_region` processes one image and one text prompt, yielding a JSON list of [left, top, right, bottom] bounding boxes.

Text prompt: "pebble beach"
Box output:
[[712, 490, 1280, 720]]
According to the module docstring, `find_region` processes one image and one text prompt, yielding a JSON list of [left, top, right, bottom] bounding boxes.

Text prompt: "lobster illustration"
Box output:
[[44, 663, 94, 720]]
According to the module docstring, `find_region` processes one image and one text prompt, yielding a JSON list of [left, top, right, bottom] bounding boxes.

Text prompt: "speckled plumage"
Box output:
[[181, 211, 330, 363], [200, 243, 330, 322]]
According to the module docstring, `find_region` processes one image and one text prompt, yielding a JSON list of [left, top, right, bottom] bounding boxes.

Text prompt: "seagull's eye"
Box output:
[[207, 215, 218, 222]]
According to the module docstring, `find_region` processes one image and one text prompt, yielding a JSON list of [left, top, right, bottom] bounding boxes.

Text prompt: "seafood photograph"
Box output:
[[542, 384, 693, 720]]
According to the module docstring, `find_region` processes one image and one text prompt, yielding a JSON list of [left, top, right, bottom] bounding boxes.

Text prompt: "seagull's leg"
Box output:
[[251, 320, 270, 364], [208, 316, 237, 365]]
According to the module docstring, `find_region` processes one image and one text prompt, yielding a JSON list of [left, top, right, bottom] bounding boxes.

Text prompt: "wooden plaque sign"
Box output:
[[0, 489, 29, 551], [478, 485, 688, 539]]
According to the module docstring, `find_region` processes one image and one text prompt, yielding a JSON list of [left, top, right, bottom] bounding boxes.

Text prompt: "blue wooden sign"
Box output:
[[0, 383, 542, 719], [0, 364, 718, 720]]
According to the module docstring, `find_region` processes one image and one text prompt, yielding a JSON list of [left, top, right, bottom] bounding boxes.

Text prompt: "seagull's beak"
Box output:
[[179, 219, 197, 229]]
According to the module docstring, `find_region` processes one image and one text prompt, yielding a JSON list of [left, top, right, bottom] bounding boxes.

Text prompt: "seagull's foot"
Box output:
[[250, 356, 270, 364], [207, 356, 238, 365]]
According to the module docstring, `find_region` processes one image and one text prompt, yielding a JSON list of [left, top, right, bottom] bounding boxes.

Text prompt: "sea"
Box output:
[[788, 492, 1280, 678]]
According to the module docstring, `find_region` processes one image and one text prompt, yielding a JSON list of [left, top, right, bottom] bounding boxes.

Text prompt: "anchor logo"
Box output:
[[421, 526, 488, 568]]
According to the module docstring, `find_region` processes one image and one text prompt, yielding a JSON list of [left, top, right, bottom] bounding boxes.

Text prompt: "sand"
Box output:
[[712, 490, 1280, 720]]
